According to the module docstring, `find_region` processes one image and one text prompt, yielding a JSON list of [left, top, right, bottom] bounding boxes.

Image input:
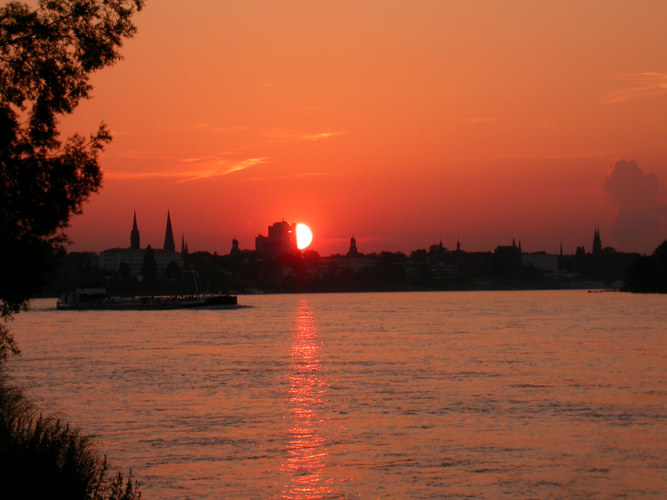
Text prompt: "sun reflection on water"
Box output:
[[280, 301, 334, 499]]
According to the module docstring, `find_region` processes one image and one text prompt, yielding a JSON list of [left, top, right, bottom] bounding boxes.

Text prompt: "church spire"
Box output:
[[593, 226, 602, 255], [130, 211, 140, 249], [181, 235, 188, 257], [163, 211, 175, 252]]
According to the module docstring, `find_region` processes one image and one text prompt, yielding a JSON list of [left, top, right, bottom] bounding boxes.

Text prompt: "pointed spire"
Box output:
[[130, 211, 140, 249], [560, 242, 563, 257], [163, 211, 175, 252], [181, 234, 186, 254], [593, 225, 602, 255]]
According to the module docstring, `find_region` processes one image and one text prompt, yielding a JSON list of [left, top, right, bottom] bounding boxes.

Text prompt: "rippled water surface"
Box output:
[[8, 291, 667, 498]]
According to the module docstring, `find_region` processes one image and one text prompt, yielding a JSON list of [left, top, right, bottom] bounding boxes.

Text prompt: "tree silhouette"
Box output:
[[625, 240, 667, 292], [0, 0, 143, 359]]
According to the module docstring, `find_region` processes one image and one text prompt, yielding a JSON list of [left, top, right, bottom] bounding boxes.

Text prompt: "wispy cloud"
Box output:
[[301, 131, 345, 141], [179, 152, 237, 163], [602, 72, 667, 104], [106, 157, 270, 182], [256, 128, 346, 142]]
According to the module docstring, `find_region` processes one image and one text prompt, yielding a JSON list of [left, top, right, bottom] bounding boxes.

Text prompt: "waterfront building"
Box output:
[[99, 212, 183, 276], [163, 211, 175, 252], [521, 252, 559, 273], [130, 211, 140, 249], [347, 237, 360, 257], [593, 226, 602, 255], [255, 220, 297, 256]]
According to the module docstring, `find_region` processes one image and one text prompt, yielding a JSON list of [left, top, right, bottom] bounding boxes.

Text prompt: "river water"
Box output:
[[7, 291, 667, 498]]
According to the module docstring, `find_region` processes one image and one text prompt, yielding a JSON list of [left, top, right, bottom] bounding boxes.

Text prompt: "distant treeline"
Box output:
[[624, 241, 667, 293]]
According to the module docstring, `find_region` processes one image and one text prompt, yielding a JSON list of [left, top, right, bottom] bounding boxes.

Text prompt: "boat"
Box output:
[[56, 285, 238, 310]]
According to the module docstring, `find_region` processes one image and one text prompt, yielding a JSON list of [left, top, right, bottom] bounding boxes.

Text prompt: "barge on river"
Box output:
[[56, 286, 237, 310]]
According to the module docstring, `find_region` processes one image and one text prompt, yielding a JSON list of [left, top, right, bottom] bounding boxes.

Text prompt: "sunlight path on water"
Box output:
[[280, 301, 334, 498]]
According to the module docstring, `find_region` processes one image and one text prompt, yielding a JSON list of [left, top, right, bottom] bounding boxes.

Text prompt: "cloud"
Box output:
[[106, 157, 270, 182], [301, 131, 345, 141], [602, 72, 667, 104], [257, 128, 346, 142], [603, 159, 667, 250]]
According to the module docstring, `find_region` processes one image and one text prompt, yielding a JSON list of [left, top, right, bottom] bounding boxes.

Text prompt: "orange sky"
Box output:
[[62, 0, 667, 255]]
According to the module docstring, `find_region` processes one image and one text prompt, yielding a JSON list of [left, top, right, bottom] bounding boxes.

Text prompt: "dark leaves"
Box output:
[[0, 0, 142, 322]]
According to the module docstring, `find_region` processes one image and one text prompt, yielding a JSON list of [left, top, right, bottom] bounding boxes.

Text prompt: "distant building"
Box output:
[[593, 226, 602, 255], [255, 221, 297, 256], [163, 211, 175, 252], [347, 237, 360, 257], [494, 239, 521, 258], [180, 235, 189, 256], [99, 212, 183, 276], [230, 238, 240, 256], [130, 211, 140, 249], [522, 252, 559, 273]]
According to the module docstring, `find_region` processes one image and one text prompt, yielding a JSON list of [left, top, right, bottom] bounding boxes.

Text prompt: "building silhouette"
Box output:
[[130, 211, 140, 250], [593, 226, 602, 255], [255, 221, 297, 256], [180, 235, 189, 256], [99, 212, 183, 277], [164, 211, 175, 252], [230, 238, 240, 256], [347, 237, 360, 257]]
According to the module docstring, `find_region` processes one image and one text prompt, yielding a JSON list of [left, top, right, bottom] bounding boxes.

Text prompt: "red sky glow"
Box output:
[[62, 1, 667, 255]]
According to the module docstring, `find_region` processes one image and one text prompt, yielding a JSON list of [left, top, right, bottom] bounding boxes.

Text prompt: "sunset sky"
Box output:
[[62, 0, 667, 255]]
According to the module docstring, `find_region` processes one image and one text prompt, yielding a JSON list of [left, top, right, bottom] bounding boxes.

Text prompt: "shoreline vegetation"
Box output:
[[0, 370, 140, 499]]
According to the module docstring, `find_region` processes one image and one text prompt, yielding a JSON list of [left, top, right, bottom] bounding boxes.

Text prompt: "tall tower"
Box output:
[[593, 226, 602, 255], [230, 238, 240, 255], [163, 211, 175, 252], [180, 235, 189, 256], [130, 211, 140, 250], [347, 237, 360, 257]]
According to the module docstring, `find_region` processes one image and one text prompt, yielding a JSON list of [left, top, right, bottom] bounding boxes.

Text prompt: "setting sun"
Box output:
[[296, 223, 313, 250]]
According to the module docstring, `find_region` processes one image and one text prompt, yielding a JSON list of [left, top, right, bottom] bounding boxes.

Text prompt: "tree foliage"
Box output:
[[0, 0, 143, 357], [625, 240, 667, 292]]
